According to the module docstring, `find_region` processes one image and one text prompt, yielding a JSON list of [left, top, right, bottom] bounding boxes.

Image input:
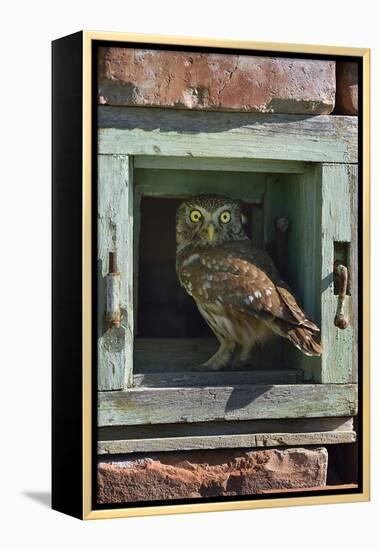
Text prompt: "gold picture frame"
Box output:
[[52, 31, 370, 520]]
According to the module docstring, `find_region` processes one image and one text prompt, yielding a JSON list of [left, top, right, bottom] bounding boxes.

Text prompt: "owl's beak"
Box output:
[[206, 224, 215, 242]]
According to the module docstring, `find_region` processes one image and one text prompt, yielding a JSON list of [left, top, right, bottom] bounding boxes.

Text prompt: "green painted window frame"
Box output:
[[97, 106, 358, 434]]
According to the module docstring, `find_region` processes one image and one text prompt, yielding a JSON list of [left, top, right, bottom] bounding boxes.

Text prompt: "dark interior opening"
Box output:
[[130, 169, 323, 380]]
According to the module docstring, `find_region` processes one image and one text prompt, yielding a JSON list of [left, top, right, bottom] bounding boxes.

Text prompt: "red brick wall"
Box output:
[[97, 47, 358, 115]]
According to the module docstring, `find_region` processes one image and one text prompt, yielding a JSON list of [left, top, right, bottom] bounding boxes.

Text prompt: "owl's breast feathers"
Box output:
[[177, 240, 323, 356]]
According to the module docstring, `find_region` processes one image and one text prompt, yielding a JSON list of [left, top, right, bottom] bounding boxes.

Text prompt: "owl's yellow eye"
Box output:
[[190, 209, 202, 223], [219, 210, 231, 224]]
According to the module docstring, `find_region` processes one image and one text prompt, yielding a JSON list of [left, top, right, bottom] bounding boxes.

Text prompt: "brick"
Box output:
[[97, 447, 328, 504], [98, 48, 336, 115], [336, 62, 358, 114]]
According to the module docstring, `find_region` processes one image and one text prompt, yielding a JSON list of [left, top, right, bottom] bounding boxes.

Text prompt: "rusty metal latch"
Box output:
[[106, 251, 121, 328], [334, 264, 349, 330]]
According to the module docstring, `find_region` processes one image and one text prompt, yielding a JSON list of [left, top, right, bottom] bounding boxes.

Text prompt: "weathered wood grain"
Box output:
[[262, 164, 358, 386], [98, 106, 358, 163], [99, 416, 354, 439], [262, 171, 322, 381], [134, 168, 266, 203], [98, 417, 355, 454], [133, 369, 303, 388], [97, 155, 134, 389], [349, 165, 359, 384], [320, 164, 357, 383], [98, 324, 128, 391], [132, 183, 141, 332], [98, 384, 357, 426], [98, 431, 355, 454], [134, 156, 305, 174], [292, 166, 323, 381]]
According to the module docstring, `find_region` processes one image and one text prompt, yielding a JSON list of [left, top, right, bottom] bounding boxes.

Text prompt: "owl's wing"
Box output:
[[208, 262, 303, 326], [218, 241, 320, 331], [178, 244, 318, 331]]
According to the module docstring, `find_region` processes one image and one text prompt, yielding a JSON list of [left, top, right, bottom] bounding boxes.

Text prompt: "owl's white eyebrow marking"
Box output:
[[254, 291, 262, 299], [182, 254, 200, 267]]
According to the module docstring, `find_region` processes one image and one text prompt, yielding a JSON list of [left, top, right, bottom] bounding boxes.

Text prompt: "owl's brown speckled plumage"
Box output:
[[176, 195, 323, 370]]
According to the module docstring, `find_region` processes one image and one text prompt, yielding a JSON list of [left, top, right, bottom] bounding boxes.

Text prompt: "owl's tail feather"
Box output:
[[269, 318, 323, 356], [286, 326, 323, 357]]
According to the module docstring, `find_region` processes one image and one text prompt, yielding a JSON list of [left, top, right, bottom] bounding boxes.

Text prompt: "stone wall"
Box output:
[[98, 447, 328, 504], [98, 47, 358, 115], [336, 62, 359, 114]]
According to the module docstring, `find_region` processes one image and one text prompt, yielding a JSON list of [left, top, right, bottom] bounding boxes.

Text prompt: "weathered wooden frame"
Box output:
[[97, 104, 358, 452]]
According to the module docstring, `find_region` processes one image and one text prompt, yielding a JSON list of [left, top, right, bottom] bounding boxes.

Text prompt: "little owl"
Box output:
[[176, 195, 323, 370]]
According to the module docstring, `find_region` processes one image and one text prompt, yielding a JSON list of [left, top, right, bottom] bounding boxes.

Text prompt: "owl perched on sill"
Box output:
[[176, 195, 323, 371]]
